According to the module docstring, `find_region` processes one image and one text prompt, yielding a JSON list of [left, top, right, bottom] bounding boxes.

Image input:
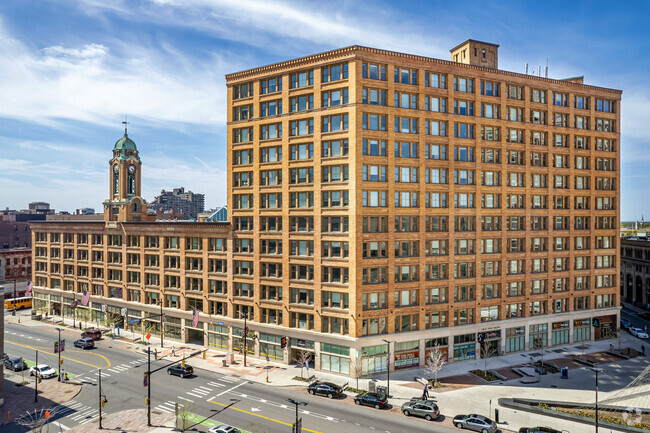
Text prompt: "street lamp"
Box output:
[[585, 367, 605, 433], [158, 299, 164, 348], [56, 328, 62, 382], [241, 310, 248, 367], [287, 398, 308, 433], [382, 339, 395, 398]]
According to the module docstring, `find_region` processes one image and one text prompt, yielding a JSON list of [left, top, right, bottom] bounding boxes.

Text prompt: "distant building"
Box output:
[[199, 206, 228, 222], [0, 221, 31, 249], [151, 187, 205, 220], [0, 248, 31, 282], [29, 202, 53, 214], [621, 236, 650, 310]]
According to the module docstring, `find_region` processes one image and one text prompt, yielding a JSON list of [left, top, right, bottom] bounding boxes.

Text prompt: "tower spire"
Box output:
[[122, 115, 129, 135]]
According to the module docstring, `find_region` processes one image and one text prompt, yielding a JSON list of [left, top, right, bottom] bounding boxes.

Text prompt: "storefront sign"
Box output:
[[394, 351, 419, 370], [552, 321, 569, 330], [574, 319, 590, 327]]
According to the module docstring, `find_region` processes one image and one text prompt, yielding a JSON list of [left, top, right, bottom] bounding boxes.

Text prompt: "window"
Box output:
[[506, 84, 523, 100], [394, 142, 418, 158], [425, 168, 447, 184], [322, 241, 349, 258], [453, 77, 474, 93], [575, 115, 589, 129], [394, 67, 418, 85], [260, 100, 282, 117], [362, 88, 386, 105], [233, 127, 252, 143], [454, 146, 475, 162], [455, 123, 474, 138], [482, 148, 500, 163], [426, 192, 447, 208], [454, 193, 474, 208], [322, 89, 349, 107], [394, 117, 418, 134], [260, 123, 282, 140], [395, 216, 419, 232], [362, 63, 387, 80], [362, 114, 387, 131], [233, 149, 253, 165], [424, 72, 446, 88], [426, 216, 448, 232], [233, 82, 253, 99], [425, 120, 447, 136], [482, 193, 500, 209], [290, 143, 314, 160], [290, 94, 314, 112], [362, 190, 387, 207], [362, 165, 387, 182], [290, 119, 314, 136], [290, 192, 314, 208], [322, 165, 349, 182], [507, 128, 524, 143], [362, 216, 387, 233], [481, 81, 499, 96], [233, 194, 253, 209], [454, 169, 474, 185], [363, 267, 387, 284], [322, 190, 349, 207], [596, 98, 615, 113], [291, 216, 314, 232], [425, 96, 446, 112], [322, 114, 349, 132], [290, 70, 314, 88], [260, 169, 282, 185], [530, 89, 546, 104], [481, 126, 500, 141], [322, 63, 348, 82], [530, 110, 547, 124], [394, 191, 418, 207], [363, 139, 387, 156], [233, 104, 253, 121], [425, 144, 447, 160], [322, 140, 348, 158], [454, 100, 474, 116], [260, 193, 282, 209], [394, 92, 418, 109], [260, 146, 282, 163], [259, 216, 282, 232], [261, 77, 282, 94], [481, 104, 499, 119], [507, 107, 523, 121], [575, 96, 589, 109]]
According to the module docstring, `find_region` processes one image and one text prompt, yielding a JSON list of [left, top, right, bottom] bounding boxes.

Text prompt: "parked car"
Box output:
[[167, 364, 194, 378], [2, 352, 8, 361], [81, 329, 102, 340], [208, 425, 241, 433], [354, 392, 388, 409], [4, 357, 28, 371], [519, 427, 562, 433], [307, 381, 343, 399], [29, 364, 57, 379], [401, 397, 440, 420], [453, 414, 498, 433], [629, 327, 649, 339], [74, 338, 95, 349], [620, 319, 632, 330]]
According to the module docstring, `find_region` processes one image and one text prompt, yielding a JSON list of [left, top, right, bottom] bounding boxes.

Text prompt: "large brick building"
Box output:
[[32, 40, 621, 376]]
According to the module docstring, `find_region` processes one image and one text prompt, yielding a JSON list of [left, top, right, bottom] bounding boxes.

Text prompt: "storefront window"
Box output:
[[505, 327, 525, 353], [260, 333, 283, 360], [573, 319, 591, 342], [453, 334, 476, 361], [362, 344, 388, 374], [321, 343, 350, 374], [551, 321, 570, 345], [529, 323, 548, 349]]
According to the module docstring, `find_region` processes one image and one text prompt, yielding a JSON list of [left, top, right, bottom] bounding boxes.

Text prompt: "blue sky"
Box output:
[[0, 0, 648, 219]]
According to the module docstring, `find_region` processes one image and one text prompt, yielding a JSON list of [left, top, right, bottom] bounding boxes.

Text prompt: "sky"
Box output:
[[0, 0, 648, 219]]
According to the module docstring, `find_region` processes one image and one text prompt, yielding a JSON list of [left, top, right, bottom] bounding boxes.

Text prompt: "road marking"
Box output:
[[207, 381, 225, 387], [5, 340, 112, 369], [215, 381, 246, 397], [198, 386, 212, 391], [219, 375, 239, 382], [187, 391, 204, 398], [155, 405, 173, 413], [207, 399, 323, 433], [178, 396, 194, 402]]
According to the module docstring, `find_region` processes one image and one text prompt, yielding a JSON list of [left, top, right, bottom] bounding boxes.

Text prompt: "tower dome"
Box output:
[[112, 131, 141, 162]]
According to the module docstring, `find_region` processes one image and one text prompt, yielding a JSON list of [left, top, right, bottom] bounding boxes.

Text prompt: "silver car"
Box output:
[[453, 414, 498, 433]]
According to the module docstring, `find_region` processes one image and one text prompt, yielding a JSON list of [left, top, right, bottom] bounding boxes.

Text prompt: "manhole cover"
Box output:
[[153, 411, 162, 415]]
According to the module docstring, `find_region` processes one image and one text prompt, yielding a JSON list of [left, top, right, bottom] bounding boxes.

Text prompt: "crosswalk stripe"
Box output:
[[198, 386, 212, 391], [178, 396, 193, 402], [186, 392, 203, 398], [155, 406, 173, 413], [107, 369, 120, 373], [207, 381, 225, 387], [219, 376, 239, 382]]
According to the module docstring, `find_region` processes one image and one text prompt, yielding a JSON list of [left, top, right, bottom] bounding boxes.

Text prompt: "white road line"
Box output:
[[207, 381, 225, 387], [215, 381, 246, 397], [178, 396, 194, 402], [55, 422, 69, 431], [155, 406, 173, 413], [107, 369, 120, 373], [192, 388, 210, 394], [186, 392, 204, 398], [219, 376, 239, 383], [198, 386, 213, 391]]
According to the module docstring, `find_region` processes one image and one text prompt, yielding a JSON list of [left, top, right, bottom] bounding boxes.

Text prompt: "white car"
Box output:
[[208, 425, 241, 433], [629, 327, 649, 339], [29, 364, 57, 379]]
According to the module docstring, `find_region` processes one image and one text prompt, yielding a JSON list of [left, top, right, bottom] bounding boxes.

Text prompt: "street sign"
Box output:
[[101, 304, 107, 313], [143, 372, 149, 387], [145, 333, 151, 340], [54, 340, 65, 353], [217, 321, 224, 326], [121, 308, 127, 316]]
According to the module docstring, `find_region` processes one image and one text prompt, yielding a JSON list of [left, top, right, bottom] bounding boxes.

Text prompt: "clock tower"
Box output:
[[103, 125, 153, 222]]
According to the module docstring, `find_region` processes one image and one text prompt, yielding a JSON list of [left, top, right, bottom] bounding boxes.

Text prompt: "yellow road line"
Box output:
[[5, 340, 112, 369], [207, 399, 322, 433]]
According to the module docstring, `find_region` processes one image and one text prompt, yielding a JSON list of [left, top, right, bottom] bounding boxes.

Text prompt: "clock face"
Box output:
[[128, 165, 136, 174], [113, 164, 119, 173]]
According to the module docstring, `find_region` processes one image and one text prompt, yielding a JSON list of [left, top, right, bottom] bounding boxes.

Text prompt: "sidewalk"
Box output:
[[11, 311, 650, 433], [59, 409, 175, 433]]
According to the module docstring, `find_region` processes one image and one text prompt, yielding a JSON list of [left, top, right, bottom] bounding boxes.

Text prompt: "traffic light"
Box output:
[[143, 372, 149, 387], [59, 359, 64, 366], [281, 337, 287, 349], [145, 398, 149, 406], [181, 358, 185, 367]]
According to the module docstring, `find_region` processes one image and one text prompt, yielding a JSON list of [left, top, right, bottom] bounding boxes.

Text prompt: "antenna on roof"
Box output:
[[525, 63, 528, 74], [545, 57, 549, 78], [122, 115, 129, 135], [538, 65, 541, 77]]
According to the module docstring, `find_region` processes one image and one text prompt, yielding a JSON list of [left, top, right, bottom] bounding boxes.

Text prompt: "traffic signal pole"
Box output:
[[99, 369, 103, 429], [147, 347, 151, 427], [34, 350, 38, 402]]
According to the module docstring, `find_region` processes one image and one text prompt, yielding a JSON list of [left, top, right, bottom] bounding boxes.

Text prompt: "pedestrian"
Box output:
[[171, 346, 176, 357], [64, 371, 69, 381], [422, 384, 429, 400], [155, 348, 158, 359], [642, 345, 646, 356]]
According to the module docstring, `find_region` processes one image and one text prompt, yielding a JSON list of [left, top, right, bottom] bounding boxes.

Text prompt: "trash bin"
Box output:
[[376, 385, 387, 398], [561, 366, 568, 379], [368, 380, 376, 393], [222, 360, 228, 367], [494, 408, 500, 423]]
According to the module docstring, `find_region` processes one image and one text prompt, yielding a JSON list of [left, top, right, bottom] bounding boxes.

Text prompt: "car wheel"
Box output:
[[482, 429, 488, 433], [327, 393, 333, 399], [167, 370, 172, 375], [455, 422, 464, 429], [180, 373, 184, 378], [354, 399, 360, 405], [308, 389, 315, 395], [374, 404, 380, 409], [425, 415, 433, 421]]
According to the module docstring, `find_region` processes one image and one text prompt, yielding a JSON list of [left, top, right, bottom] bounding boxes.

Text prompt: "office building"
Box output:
[[151, 187, 205, 220]]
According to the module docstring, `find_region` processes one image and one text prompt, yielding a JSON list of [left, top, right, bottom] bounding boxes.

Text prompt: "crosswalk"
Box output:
[[154, 374, 241, 414], [78, 358, 147, 382], [51, 400, 100, 425]]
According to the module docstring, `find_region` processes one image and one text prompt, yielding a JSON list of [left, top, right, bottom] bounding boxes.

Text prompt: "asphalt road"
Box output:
[[4, 318, 458, 433]]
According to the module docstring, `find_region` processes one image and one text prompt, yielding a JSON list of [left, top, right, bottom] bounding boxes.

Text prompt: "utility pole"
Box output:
[[147, 346, 151, 427], [12, 279, 16, 316], [98, 369, 103, 429], [287, 398, 307, 433], [57, 328, 62, 382], [34, 350, 38, 402], [382, 339, 395, 398], [243, 311, 248, 367], [159, 300, 164, 348]]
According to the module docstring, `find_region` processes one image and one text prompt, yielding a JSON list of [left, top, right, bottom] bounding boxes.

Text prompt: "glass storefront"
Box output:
[[259, 333, 283, 360], [505, 326, 525, 353], [424, 337, 449, 362], [551, 321, 570, 346], [394, 340, 420, 370], [320, 343, 350, 374], [207, 324, 229, 349], [453, 334, 476, 361], [362, 344, 388, 374], [232, 327, 255, 354], [164, 316, 182, 340], [573, 319, 591, 342], [529, 323, 548, 349]]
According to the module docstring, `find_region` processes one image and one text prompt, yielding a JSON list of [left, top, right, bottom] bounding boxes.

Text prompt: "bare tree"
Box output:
[[350, 356, 365, 389], [424, 345, 446, 387], [480, 343, 497, 375], [176, 401, 195, 432], [294, 350, 312, 378]]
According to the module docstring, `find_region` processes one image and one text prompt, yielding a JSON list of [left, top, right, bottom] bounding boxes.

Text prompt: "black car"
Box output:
[[519, 428, 562, 433], [4, 357, 28, 371], [307, 381, 343, 399], [74, 338, 95, 349], [167, 364, 194, 378], [354, 392, 388, 409]]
